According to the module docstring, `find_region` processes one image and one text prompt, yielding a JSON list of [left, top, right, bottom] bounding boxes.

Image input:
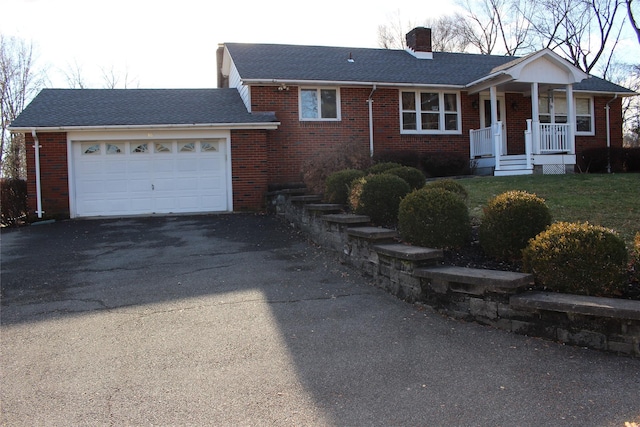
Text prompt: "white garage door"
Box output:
[[72, 139, 229, 217]]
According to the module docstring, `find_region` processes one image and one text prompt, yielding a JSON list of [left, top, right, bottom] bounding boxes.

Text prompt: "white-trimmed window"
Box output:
[[299, 88, 340, 120], [539, 94, 594, 135], [400, 90, 461, 134]]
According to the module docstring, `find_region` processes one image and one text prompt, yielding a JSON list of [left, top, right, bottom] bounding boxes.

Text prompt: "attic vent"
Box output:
[[406, 27, 433, 60]]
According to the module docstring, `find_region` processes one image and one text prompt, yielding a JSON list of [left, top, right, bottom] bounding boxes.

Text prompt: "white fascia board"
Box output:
[[466, 73, 514, 94], [220, 44, 232, 78], [240, 78, 465, 90], [9, 122, 280, 133]]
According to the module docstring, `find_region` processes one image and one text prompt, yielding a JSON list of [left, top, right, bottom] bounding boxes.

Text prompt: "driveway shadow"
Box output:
[[2, 214, 639, 426]]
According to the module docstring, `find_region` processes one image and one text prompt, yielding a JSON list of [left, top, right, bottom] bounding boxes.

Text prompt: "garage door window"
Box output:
[[82, 143, 100, 155], [106, 143, 123, 154], [179, 142, 196, 152], [201, 142, 218, 152], [132, 143, 149, 153], [155, 142, 172, 153]]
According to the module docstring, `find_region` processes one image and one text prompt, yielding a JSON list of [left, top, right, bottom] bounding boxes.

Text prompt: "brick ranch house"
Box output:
[[10, 27, 636, 219]]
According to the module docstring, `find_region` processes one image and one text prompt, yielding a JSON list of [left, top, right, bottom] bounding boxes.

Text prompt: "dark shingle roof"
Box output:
[[225, 42, 635, 94], [9, 88, 277, 129], [226, 42, 518, 86]]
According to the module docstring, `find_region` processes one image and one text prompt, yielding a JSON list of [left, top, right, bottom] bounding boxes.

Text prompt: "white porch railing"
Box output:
[[538, 123, 571, 153], [470, 126, 493, 157]]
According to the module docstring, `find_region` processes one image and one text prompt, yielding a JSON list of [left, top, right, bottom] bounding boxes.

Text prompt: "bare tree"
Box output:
[[628, 0, 640, 43], [377, 10, 469, 52], [456, 0, 500, 54], [100, 65, 138, 89], [452, 0, 534, 55], [1, 35, 45, 178], [526, 0, 626, 75], [377, 10, 414, 49], [62, 60, 87, 89]]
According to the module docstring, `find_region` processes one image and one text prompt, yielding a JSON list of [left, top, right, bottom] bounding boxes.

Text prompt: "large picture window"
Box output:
[[539, 94, 593, 135], [400, 90, 460, 134], [300, 88, 340, 120]]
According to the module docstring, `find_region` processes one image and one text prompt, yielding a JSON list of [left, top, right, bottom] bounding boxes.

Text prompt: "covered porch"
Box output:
[[467, 49, 589, 176]]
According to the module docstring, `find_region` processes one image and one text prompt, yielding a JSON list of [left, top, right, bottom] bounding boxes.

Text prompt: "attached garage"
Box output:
[[9, 89, 279, 219], [71, 137, 230, 217]]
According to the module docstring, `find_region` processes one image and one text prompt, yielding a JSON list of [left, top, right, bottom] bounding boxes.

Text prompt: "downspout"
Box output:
[[605, 94, 618, 174], [367, 85, 377, 157], [31, 129, 43, 218]]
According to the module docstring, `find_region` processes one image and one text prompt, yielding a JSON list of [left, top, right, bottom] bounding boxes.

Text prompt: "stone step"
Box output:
[[322, 213, 370, 225], [305, 203, 344, 213], [347, 227, 398, 242], [510, 292, 640, 320], [415, 265, 533, 295], [374, 243, 443, 262], [289, 195, 323, 203]]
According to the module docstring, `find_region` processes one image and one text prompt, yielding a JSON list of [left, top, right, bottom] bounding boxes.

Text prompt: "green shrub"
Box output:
[[398, 187, 471, 249], [373, 150, 422, 169], [479, 190, 552, 260], [385, 166, 426, 190], [420, 152, 471, 177], [324, 169, 366, 205], [630, 232, 640, 285], [522, 222, 628, 296], [423, 179, 468, 201], [367, 162, 403, 175], [349, 174, 410, 225]]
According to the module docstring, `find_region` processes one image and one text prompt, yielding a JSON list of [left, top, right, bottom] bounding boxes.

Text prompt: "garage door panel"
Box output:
[[73, 139, 229, 217]]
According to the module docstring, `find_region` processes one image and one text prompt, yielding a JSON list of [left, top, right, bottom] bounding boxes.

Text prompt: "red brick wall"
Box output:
[[25, 132, 70, 219], [230, 129, 269, 210], [251, 85, 484, 183], [576, 95, 624, 155]]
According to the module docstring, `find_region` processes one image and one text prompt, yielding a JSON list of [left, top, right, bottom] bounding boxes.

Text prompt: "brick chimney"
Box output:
[[406, 27, 433, 59]]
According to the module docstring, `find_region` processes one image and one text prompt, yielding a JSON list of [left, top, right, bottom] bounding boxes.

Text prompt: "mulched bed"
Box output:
[[440, 230, 640, 301]]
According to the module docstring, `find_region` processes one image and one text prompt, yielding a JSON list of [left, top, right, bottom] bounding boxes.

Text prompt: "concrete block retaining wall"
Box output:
[[274, 194, 640, 357]]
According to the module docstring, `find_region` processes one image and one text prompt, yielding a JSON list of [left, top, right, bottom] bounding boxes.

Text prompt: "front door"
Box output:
[[480, 95, 507, 155]]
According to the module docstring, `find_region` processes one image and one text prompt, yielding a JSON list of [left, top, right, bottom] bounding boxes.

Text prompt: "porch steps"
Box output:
[[494, 155, 534, 177]]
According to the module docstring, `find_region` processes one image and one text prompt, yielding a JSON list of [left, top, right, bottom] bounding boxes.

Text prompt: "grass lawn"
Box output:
[[456, 173, 640, 250]]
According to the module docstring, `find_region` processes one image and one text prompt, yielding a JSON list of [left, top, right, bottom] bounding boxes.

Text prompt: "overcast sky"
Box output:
[[3, 0, 461, 88], [4, 0, 638, 90]]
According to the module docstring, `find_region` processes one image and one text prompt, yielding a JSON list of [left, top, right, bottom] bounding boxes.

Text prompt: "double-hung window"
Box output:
[[539, 94, 594, 135], [400, 90, 460, 134], [300, 88, 340, 121]]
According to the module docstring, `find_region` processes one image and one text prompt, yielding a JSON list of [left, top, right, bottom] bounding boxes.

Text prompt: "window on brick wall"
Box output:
[[400, 90, 461, 134], [299, 88, 340, 121]]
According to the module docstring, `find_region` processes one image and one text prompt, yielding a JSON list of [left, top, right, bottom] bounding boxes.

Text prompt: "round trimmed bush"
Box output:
[[522, 222, 628, 296], [367, 162, 403, 175], [398, 187, 471, 249], [385, 166, 426, 190], [324, 169, 366, 205], [479, 190, 552, 260], [349, 174, 411, 225], [423, 179, 468, 201]]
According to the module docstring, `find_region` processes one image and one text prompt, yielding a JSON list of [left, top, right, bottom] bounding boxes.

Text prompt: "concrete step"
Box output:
[[494, 169, 534, 176]]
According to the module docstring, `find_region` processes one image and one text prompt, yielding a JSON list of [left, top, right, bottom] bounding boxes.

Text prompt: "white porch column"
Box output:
[[531, 82, 540, 155], [566, 83, 575, 154], [490, 86, 502, 171]]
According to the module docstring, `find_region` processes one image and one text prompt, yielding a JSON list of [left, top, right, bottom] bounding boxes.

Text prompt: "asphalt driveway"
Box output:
[[1, 214, 639, 426]]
